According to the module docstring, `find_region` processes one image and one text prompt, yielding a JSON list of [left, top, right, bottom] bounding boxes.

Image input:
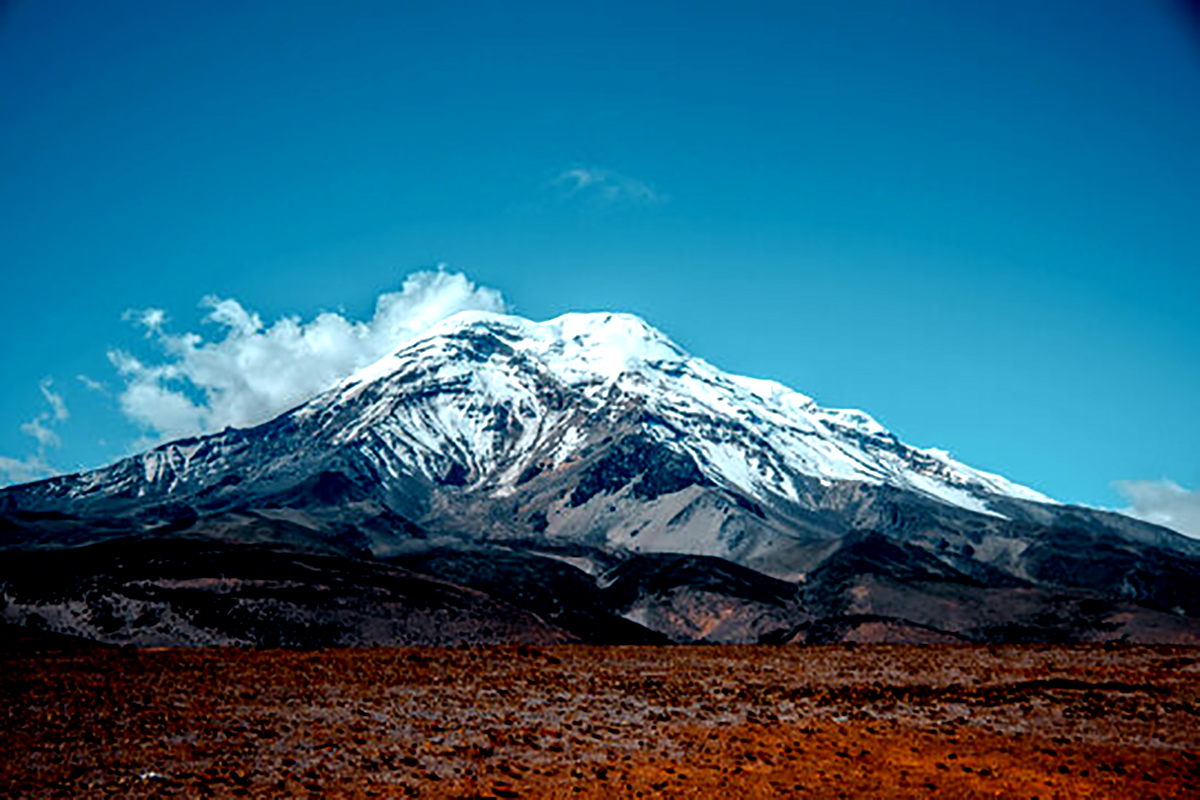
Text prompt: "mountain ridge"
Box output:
[[7, 310, 1056, 515], [2, 309, 1198, 646]]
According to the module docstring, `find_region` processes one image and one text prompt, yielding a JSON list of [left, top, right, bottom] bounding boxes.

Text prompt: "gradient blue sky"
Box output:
[[1, 0, 1198, 516]]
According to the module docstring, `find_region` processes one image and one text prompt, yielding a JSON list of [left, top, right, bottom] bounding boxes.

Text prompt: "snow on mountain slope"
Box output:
[[295, 310, 1055, 516], [3, 309, 1054, 525], [13, 311, 1200, 649]]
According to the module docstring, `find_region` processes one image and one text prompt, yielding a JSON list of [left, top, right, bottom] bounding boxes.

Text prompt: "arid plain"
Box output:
[[3, 641, 1198, 798]]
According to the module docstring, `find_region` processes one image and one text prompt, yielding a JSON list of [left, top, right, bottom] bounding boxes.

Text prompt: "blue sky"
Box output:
[[1, 0, 1198, 524]]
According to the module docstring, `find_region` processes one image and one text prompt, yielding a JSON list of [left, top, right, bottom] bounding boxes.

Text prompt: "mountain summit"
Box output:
[[3, 310, 1199, 646], [315, 309, 1054, 511]]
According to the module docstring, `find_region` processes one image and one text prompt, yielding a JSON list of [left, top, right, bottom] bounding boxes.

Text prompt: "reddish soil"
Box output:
[[2, 644, 1199, 798]]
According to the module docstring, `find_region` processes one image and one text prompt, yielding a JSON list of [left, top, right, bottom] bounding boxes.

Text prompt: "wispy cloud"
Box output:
[[123, 307, 167, 334], [18, 378, 69, 449], [1115, 479, 1200, 539], [0, 455, 53, 486], [550, 165, 666, 205], [77, 374, 108, 394], [0, 378, 69, 486], [38, 377, 69, 422], [108, 270, 508, 442], [19, 416, 59, 450]]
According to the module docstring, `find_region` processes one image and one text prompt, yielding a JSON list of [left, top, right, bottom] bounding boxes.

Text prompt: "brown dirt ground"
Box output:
[[2, 644, 1199, 798]]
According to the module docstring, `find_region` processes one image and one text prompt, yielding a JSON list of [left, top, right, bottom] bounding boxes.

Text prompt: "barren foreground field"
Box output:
[[2, 643, 1199, 798]]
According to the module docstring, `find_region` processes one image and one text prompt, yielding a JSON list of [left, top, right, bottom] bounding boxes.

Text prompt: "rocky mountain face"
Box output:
[[3, 311, 1199, 646]]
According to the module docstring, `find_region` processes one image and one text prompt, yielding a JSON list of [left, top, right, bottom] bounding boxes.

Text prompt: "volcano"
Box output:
[[3, 311, 1198, 646]]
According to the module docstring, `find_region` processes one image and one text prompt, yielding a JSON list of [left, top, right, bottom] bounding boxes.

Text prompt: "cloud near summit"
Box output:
[[110, 271, 507, 441], [1115, 479, 1200, 539]]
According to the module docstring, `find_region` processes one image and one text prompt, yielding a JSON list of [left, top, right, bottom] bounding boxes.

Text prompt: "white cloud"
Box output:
[[109, 270, 508, 441], [551, 166, 665, 205], [77, 374, 108, 394], [0, 378, 69, 486], [1115, 479, 1200, 539], [38, 377, 69, 421], [0, 455, 53, 486], [130, 307, 167, 333], [19, 417, 59, 450], [18, 378, 68, 449]]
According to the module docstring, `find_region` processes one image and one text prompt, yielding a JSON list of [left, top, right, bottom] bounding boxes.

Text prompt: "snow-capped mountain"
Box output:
[[306, 310, 1053, 514], [7, 310, 1067, 566], [4, 309, 1200, 647], [43, 310, 1048, 516]]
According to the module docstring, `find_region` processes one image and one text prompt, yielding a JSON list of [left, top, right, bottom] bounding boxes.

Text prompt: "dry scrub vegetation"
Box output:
[[2, 643, 1199, 797]]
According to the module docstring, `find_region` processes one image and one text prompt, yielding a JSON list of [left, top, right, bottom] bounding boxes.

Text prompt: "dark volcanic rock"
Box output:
[[0, 538, 572, 647], [603, 553, 798, 611], [383, 547, 667, 644], [569, 434, 709, 507], [1021, 527, 1200, 617]]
